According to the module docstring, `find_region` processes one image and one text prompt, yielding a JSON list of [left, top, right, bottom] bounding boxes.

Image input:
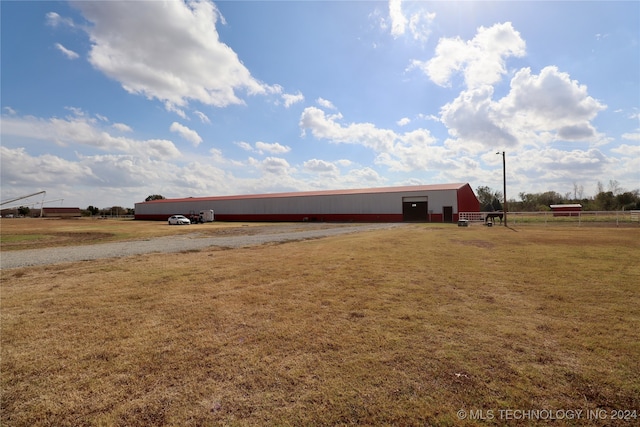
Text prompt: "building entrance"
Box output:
[[443, 206, 453, 222], [402, 198, 428, 221]]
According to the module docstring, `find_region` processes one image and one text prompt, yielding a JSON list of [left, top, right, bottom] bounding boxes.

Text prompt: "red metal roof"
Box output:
[[140, 183, 470, 204], [549, 204, 582, 209]]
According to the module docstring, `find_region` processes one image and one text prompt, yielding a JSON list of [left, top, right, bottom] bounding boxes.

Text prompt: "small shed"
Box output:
[[550, 204, 582, 217]]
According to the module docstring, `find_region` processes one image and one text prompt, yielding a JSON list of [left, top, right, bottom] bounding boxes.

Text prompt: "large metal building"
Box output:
[[134, 183, 480, 222]]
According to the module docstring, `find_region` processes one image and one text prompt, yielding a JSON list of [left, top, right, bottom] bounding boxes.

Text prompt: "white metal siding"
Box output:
[[427, 190, 458, 213], [135, 189, 460, 216]]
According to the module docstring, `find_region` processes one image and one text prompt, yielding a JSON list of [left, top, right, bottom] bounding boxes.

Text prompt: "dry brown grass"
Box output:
[[1, 223, 639, 426], [0, 218, 280, 251]]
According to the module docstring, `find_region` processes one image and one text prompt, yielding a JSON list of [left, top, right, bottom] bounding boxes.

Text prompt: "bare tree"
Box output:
[[573, 182, 584, 200], [608, 179, 622, 195]]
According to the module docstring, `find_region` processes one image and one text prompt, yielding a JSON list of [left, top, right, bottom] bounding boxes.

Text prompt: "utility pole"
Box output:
[[497, 151, 507, 227]]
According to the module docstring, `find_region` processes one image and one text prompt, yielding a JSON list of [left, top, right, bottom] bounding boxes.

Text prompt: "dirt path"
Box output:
[[0, 223, 405, 269]]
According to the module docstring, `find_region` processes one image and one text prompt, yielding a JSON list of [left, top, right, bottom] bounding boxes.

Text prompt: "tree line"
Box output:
[[477, 180, 640, 212], [81, 195, 166, 216], [83, 206, 134, 216]]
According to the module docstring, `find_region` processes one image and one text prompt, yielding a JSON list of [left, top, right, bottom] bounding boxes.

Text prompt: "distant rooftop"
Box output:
[[550, 204, 582, 209]]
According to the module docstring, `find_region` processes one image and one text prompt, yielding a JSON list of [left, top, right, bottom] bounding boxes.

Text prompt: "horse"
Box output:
[[485, 212, 504, 224]]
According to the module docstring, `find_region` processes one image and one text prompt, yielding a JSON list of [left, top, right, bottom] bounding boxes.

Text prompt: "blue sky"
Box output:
[[1, 0, 638, 209]]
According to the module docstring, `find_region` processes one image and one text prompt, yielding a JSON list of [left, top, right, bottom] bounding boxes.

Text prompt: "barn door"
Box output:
[[402, 197, 428, 222]]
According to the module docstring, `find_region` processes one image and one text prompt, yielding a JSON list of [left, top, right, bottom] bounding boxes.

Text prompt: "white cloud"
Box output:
[[194, 111, 211, 124], [612, 143, 640, 157], [509, 148, 611, 191], [235, 141, 253, 151], [408, 9, 435, 43], [45, 11, 76, 28], [316, 98, 336, 110], [304, 159, 339, 175], [440, 85, 518, 149], [1, 145, 204, 206], [499, 67, 605, 124], [73, 0, 278, 110], [0, 146, 95, 187], [300, 106, 397, 152], [255, 141, 291, 154], [389, 0, 407, 38], [112, 122, 133, 132], [414, 22, 525, 88], [299, 106, 439, 172], [2, 113, 181, 160], [282, 91, 304, 108], [397, 117, 411, 126], [164, 101, 187, 119], [388, 0, 435, 42], [496, 66, 607, 143], [437, 66, 607, 149], [170, 122, 202, 147], [622, 132, 640, 141], [262, 157, 291, 175], [344, 167, 386, 185], [54, 43, 79, 60], [236, 141, 291, 155], [65, 106, 86, 117]]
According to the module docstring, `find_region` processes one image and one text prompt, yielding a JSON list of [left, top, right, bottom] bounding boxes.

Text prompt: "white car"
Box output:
[[168, 215, 190, 225]]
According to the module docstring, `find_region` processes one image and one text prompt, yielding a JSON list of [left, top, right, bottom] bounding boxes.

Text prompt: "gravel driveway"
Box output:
[[1, 223, 405, 269]]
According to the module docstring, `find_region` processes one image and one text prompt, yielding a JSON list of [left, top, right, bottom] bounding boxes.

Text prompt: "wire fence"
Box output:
[[460, 211, 640, 226]]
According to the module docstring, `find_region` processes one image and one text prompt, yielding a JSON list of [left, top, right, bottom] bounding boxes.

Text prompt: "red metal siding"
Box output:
[[456, 183, 481, 214], [551, 207, 582, 217], [42, 207, 82, 217]]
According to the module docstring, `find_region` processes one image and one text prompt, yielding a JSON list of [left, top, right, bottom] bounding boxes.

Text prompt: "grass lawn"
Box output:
[[1, 222, 639, 426], [0, 218, 277, 251]]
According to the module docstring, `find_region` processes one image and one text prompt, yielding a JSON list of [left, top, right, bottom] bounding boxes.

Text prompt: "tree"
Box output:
[[145, 194, 166, 202], [573, 182, 584, 200], [18, 206, 30, 216], [110, 206, 126, 216], [517, 191, 564, 211], [476, 186, 502, 211], [594, 191, 615, 211], [86, 205, 100, 216], [608, 179, 622, 195], [616, 190, 640, 210]]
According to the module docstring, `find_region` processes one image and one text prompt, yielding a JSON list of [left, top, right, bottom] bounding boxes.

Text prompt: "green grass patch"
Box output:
[[0, 234, 51, 243]]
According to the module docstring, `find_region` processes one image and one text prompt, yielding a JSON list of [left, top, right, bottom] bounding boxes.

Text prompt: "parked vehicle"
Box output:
[[199, 209, 215, 223], [188, 209, 215, 223], [168, 215, 190, 225]]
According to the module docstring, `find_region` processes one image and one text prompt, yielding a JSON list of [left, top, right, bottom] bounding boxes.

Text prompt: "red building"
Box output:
[[135, 183, 480, 223], [550, 204, 582, 217], [42, 207, 82, 218]]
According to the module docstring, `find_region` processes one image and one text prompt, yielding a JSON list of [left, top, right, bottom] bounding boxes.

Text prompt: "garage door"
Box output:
[[402, 201, 428, 221]]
